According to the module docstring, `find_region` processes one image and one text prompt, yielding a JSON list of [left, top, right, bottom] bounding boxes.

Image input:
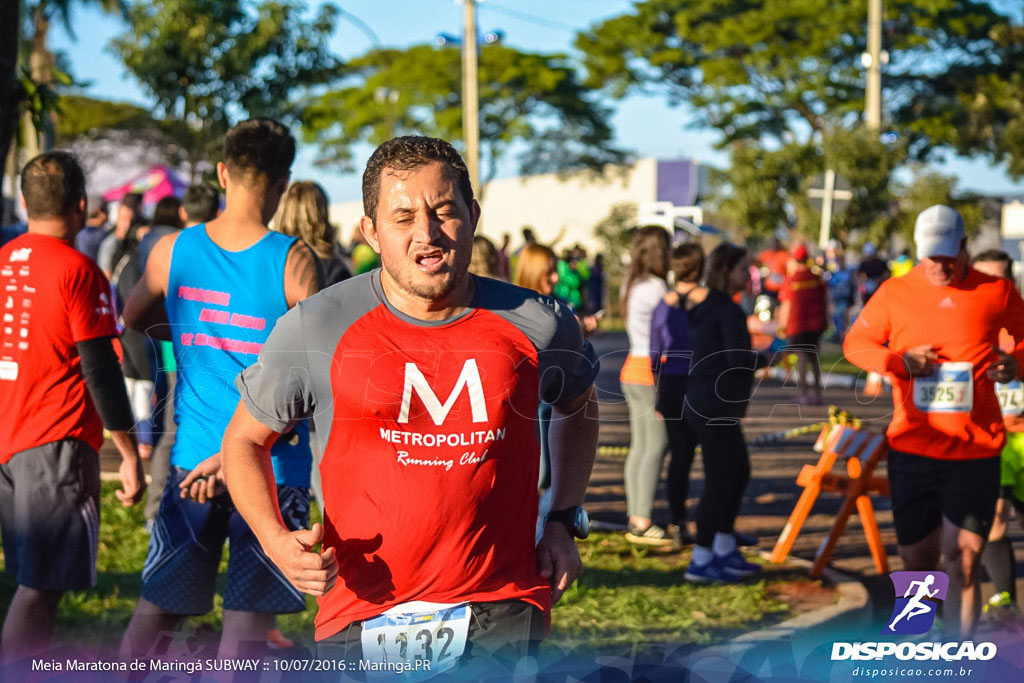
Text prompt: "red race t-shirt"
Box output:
[[0, 233, 118, 462], [238, 271, 600, 640], [780, 266, 827, 335]]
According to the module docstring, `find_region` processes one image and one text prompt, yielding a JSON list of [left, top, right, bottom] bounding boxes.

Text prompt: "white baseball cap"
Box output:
[[914, 205, 965, 260]]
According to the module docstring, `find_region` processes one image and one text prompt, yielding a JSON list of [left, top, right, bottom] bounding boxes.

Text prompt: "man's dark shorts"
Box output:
[[0, 439, 100, 592], [317, 599, 545, 676], [888, 450, 1000, 545], [787, 330, 823, 350], [141, 466, 309, 615]]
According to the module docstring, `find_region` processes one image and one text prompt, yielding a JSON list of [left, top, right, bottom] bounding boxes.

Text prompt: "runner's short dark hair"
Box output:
[[20, 151, 86, 219], [182, 184, 221, 223], [224, 118, 295, 188], [362, 136, 473, 221], [972, 249, 1013, 278], [971, 249, 1011, 265], [153, 196, 183, 228], [121, 191, 144, 214]]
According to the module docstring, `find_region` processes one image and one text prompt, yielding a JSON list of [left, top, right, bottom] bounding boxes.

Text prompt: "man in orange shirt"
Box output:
[[758, 237, 789, 301], [844, 205, 1024, 636]]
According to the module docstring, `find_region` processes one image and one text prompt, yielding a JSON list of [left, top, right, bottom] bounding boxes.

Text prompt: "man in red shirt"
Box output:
[[0, 152, 144, 662], [844, 205, 1024, 635], [221, 137, 600, 674], [779, 243, 828, 404]]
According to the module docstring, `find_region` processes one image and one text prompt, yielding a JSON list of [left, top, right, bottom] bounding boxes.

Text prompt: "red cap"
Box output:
[[792, 244, 809, 261]]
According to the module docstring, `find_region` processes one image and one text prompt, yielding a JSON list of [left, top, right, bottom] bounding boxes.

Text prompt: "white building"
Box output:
[[329, 157, 710, 252]]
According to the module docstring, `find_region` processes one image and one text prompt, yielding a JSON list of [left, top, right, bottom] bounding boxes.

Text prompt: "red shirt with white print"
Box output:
[[0, 233, 118, 462]]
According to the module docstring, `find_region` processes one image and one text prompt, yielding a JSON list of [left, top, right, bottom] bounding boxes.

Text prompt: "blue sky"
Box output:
[[50, 0, 1024, 202]]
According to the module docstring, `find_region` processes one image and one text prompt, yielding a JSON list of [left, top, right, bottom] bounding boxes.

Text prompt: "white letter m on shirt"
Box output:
[[398, 359, 488, 425]]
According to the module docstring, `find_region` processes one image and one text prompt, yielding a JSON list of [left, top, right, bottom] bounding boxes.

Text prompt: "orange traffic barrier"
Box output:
[[769, 424, 890, 578]]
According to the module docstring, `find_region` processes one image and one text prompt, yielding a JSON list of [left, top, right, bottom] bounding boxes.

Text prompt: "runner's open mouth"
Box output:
[[414, 252, 445, 268]]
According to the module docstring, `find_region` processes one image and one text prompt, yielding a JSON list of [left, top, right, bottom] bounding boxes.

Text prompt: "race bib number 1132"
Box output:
[[360, 602, 471, 680]]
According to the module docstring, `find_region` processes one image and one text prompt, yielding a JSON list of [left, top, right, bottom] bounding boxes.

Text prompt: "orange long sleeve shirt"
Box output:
[[844, 265, 1024, 460]]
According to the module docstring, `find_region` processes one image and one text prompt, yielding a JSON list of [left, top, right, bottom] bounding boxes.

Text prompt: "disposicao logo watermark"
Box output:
[[883, 571, 948, 635], [830, 570, 998, 665]]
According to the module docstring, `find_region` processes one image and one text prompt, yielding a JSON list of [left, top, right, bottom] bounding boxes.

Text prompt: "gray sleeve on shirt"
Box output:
[[234, 272, 380, 441], [538, 297, 600, 406], [235, 303, 316, 434], [475, 277, 599, 406]]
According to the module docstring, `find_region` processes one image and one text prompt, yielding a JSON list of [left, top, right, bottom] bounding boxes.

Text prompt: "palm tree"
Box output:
[[0, 1, 19, 195], [22, 0, 127, 155]]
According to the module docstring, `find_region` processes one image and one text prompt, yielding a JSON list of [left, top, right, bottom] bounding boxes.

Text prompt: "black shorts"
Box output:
[[787, 330, 823, 350], [0, 439, 100, 591], [888, 450, 1001, 545], [317, 599, 545, 675]]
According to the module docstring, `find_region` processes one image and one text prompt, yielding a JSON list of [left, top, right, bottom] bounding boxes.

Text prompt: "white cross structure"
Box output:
[[809, 169, 854, 249], [638, 201, 705, 238]]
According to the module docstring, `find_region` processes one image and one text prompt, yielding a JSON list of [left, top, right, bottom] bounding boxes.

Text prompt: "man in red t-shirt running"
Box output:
[[845, 205, 1024, 635], [222, 137, 600, 674], [0, 152, 145, 662], [780, 244, 828, 404]]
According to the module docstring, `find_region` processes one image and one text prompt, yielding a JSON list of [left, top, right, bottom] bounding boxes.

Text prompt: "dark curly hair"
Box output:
[[362, 136, 473, 221], [224, 118, 296, 188]]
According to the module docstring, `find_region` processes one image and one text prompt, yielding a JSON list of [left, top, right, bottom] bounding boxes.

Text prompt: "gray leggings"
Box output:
[[622, 381, 669, 519]]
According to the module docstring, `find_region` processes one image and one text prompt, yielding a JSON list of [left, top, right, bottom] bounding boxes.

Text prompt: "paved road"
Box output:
[[103, 330, 1024, 611], [584, 331, 1024, 617]]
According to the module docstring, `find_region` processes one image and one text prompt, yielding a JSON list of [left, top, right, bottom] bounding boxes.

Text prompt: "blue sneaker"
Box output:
[[734, 530, 759, 547], [715, 550, 761, 578], [684, 558, 739, 584]]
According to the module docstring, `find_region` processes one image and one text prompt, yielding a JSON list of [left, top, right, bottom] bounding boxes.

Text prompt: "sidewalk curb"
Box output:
[[692, 553, 871, 660]]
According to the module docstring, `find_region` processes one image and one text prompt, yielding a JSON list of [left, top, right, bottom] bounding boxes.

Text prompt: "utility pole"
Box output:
[[865, 0, 883, 129], [461, 0, 480, 194]]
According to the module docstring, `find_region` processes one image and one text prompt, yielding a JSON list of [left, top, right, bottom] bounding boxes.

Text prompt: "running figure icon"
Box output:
[[889, 574, 941, 631]]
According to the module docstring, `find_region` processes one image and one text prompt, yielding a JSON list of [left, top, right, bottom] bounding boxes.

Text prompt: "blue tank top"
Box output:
[[166, 225, 310, 486]]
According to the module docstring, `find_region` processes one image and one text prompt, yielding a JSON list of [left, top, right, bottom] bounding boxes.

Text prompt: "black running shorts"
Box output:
[[0, 439, 100, 591], [887, 450, 1000, 546]]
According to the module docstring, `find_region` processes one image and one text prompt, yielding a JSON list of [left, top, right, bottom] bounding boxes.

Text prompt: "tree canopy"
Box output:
[[301, 43, 628, 193], [111, 0, 340, 177], [577, 1, 1022, 240], [576, 0, 1016, 157]]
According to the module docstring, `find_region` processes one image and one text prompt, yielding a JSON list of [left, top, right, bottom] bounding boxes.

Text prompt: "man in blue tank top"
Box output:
[[119, 119, 323, 660]]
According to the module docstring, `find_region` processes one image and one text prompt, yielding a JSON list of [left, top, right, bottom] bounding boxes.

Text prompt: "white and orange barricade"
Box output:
[[769, 422, 890, 578]]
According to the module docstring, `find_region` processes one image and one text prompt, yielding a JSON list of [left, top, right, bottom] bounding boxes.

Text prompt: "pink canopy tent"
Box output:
[[102, 165, 186, 210]]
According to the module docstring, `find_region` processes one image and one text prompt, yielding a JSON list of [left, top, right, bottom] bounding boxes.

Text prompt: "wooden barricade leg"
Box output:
[[810, 438, 888, 577], [769, 473, 826, 564], [810, 484, 864, 578], [769, 427, 841, 564], [845, 456, 889, 575], [855, 493, 888, 575]]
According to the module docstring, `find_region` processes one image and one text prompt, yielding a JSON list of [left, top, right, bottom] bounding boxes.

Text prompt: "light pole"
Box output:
[[864, 0, 885, 130], [461, 0, 480, 194]]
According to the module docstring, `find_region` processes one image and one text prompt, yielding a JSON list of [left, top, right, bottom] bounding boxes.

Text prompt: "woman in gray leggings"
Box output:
[[619, 226, 671, 545]]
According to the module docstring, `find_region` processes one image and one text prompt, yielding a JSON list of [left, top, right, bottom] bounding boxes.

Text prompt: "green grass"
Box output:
[[548, 533, 801, 649], [0, 485, 818, 652], [816, 348, 862, 377]]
